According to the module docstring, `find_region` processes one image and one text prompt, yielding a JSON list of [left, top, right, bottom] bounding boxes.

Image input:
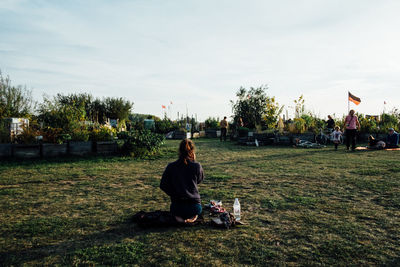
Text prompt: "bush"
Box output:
[[121, 129, 164, 158], [155, 118, 179, 134], [205, 117, 219, 129], [40, 127, 64, 144], [359, 116, 378, 134], [16, 126, 38, 144], [290, 118, 306, 134], [117, 131, 130, 140], [379, 113, 399, 133], [300, 114, 314, 132], [70, 126, 90, 142], [90, 126, 115, 141]]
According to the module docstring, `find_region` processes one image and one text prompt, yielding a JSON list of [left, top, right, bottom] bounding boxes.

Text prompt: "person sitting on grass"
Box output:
[[160, 139, 204, 223], [331, 126, 342, 150], [386, 128, 399, 148], [368, 135, 386, 150]]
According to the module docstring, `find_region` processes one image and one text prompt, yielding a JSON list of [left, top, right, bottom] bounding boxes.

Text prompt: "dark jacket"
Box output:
[[386, 131, 399, 146], [160, 159, 204, 203], [327, 118, 335, 129]]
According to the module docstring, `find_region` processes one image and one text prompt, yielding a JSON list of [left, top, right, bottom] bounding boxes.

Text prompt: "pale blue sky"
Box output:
[[1, 0, 400, 120]]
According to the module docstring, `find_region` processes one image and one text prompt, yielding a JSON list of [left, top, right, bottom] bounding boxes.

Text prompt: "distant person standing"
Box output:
[[220, 116, 228, 142], [344, 109, 360, 151], [327, 115, 335, 132]]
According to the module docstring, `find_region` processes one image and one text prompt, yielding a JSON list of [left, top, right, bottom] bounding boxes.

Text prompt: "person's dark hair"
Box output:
[[179, 139, 196, 164]]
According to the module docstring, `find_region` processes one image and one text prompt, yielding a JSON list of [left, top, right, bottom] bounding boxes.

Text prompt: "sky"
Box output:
[[1, 0, 400, 121]]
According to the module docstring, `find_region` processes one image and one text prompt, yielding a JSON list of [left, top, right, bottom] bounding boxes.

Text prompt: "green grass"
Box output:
[[0, 139, 399, 266]]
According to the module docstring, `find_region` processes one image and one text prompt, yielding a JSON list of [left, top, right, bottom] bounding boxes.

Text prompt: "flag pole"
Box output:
[[347, 91, 350, 113]]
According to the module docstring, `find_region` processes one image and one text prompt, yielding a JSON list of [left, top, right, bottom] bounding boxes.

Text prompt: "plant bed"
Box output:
[[207, 129, 221, 138], [68, 141, 93, 156], [95, 141, 118, 155], [253, 133, 276, 146], [13, 144, 41, 159], [275, 135, 291, 145], [0, 144, 13, 158], [173, 130, 187, 140], [41, 143, 68, 157], [237, 136, 251, 145], [290, 133, 315, 144], [205, 129, 218, 138]]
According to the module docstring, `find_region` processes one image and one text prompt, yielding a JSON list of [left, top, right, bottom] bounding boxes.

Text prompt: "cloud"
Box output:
[[1, 0, 400, 120]]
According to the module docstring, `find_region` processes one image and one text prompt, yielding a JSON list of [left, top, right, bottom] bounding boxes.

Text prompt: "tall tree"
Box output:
[[0, 70, 35, 118], [37, 95, 86, 130], [231, 85, 282, 129], [56, 93, 93, 119], [104, 97, 133, 121]]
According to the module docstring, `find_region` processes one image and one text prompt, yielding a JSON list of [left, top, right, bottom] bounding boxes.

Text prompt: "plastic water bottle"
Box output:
[[233, 198, 241, 221]]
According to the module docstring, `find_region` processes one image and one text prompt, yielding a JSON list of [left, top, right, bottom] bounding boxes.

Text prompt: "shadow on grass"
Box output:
[[0, 218, 207, 266]]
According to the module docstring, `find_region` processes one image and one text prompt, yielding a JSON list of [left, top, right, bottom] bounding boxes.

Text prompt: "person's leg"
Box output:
[[351, 130, 356, 150], [170, 202, 202, 222], [345, 130, 350, 150], [335, 143, 338, 150], [223, 128, 227, 141]]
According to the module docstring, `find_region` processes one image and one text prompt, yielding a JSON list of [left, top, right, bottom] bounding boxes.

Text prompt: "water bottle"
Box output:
[[233, 198, 241, 221]]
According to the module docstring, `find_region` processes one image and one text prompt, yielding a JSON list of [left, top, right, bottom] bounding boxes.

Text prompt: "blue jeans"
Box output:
[[170, 201, 202, 219]]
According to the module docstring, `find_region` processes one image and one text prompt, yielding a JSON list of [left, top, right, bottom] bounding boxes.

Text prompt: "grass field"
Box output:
[[1, 139, 399, 266]]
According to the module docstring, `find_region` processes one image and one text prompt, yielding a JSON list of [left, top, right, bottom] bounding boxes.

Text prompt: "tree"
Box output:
[[56, 93, 93, 119], [231, 85, 282, 129], [205, 117, 219, 129], [37, 95, 86, 130], [104, 97, 133, 121], [90, 98, 107, 124], [264, 96, 284, 129], [0, 70, 35, 118]]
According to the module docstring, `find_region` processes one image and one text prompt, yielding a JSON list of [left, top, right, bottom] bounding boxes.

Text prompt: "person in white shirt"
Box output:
[[331, 126, 343, 150]]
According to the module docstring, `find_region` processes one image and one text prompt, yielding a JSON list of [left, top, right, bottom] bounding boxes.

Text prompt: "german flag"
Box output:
[[348, 92, 361, 105]]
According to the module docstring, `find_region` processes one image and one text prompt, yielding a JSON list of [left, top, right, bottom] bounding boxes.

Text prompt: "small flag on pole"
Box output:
[[162, 105, 166, 109], [348, 92, 361, 105]]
